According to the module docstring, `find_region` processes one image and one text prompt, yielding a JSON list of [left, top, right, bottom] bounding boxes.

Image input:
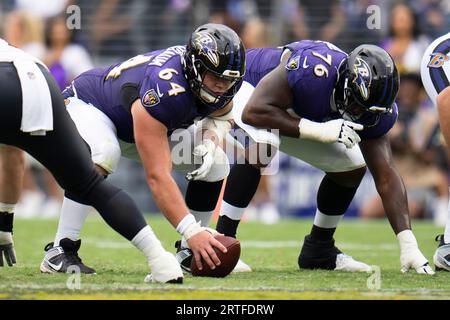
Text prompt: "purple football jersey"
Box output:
[[243, 40, 398, 139], [63, 46, 209, 142]]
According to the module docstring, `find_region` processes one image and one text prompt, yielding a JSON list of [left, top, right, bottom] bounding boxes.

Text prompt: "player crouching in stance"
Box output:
[[32, 24, 245, 276], [0, 39, 184, 283], [421, 31, 450, 271], [207, 41, 432, 274]]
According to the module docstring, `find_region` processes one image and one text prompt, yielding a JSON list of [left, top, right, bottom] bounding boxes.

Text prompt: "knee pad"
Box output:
[[92, 141, 121, 174]]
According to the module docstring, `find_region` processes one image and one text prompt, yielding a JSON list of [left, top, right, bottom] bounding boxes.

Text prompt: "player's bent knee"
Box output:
[[327, 166, 367, 188], [92, 142, 121, 175]]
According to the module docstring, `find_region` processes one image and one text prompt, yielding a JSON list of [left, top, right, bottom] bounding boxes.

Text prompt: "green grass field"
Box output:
[[1, 215, 449, 300]]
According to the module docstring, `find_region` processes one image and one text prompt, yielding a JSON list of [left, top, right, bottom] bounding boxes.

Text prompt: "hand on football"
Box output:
[[187, 230, 227, 271], [0, 231, 16, 267], [186, 140, 216, 181]]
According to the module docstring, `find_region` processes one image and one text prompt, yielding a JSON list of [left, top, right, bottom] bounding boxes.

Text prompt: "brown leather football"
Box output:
[[191, 234, 241, 277]]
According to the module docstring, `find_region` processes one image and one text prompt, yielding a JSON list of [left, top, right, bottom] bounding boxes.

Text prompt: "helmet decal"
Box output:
[[352, 57, 372, 101], [194, 32, 220, 67], [428, 52, 449, 68]]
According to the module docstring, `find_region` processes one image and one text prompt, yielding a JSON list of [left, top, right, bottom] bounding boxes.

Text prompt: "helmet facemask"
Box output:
[[192, 57, 242, 105], [335, 75, 387, 127]]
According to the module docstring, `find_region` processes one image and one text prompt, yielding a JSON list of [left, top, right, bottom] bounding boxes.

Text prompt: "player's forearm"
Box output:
[[145, 170, 190, 228], [242, 104, 300, 137], [375, 168, 411, 234]]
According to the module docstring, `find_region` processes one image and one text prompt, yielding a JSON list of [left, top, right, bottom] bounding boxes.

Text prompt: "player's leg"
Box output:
[[52, 97, 120, 251], [217, 158, 262, 239], [0, 63, 182, 282], [278, 136, 371, 271], [170, 124, 230, 271], [215, 81, 279, 272], [434, 87, 450, 271], [298, 167, 370, 271], [0, 145, 24, 266], [216, 134, 277, 234]]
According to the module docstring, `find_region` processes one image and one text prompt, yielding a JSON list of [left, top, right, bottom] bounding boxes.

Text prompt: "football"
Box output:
[[191, 234, 241, 277]]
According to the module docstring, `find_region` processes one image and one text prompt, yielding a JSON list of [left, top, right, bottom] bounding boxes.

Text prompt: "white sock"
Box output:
[[190, 209, 213, 227], [131, 225, 165, 263], [313, 209, 343, 229], [54, 197, 90, 246], [0, 202, 16, 213], [220, 200, 246, 220], [434, 196, 448, 227]]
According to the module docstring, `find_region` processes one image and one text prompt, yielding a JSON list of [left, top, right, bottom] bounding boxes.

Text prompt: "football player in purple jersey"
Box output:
[[180, 40, 433, 275], [3, 24, 245, 276]]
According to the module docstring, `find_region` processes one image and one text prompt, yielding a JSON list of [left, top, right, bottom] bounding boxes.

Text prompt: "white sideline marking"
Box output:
[[241, 240, 396, 250], [80, 239, 396, 251]]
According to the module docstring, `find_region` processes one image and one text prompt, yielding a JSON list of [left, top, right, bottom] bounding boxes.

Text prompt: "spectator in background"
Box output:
[[3, 10, 45, 59], [340, 0, 384, 52], [90, 0, 135, 58], [381, 3, 429, 74], [294, 0, 346, 44], [14, 0, 71, 18], [44, 15, 93, 89], [240, 17, 269, 49], [360, 73, 449, 225], [269, 0, 345, 49], [412, 0, 450, 40], [208, 1, 244, 34]]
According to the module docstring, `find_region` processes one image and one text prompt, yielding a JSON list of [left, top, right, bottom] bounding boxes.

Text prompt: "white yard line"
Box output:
[[79, 239, 397, 250]]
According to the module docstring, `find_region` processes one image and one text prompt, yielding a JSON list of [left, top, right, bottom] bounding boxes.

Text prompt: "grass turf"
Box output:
[[1, 215, 449, 300]]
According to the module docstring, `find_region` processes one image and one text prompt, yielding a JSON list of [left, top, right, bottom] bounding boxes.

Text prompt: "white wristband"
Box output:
[[183, 221, 204, 240], [298, 118, 322, 140], [176, 214, 196, 235], [397, 230, 418, 251]]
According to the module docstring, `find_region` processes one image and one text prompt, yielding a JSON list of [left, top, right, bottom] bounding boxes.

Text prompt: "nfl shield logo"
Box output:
[[142, 89, 160, 107]]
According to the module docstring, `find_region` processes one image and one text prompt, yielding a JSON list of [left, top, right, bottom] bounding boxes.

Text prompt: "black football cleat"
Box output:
[[40, 238, 96, 274], [174, 240, 193, 273], [298, 235, 371, 272]]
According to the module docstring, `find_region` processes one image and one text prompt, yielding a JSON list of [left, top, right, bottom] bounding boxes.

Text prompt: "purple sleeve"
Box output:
[[139, 74, 189, 129], [285, 53, 305, 91], [359, 103, 398, 139], [284, 47, 343, 121]]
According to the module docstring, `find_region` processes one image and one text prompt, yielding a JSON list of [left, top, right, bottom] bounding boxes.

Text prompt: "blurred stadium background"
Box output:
[[1, 0, 450, 226]]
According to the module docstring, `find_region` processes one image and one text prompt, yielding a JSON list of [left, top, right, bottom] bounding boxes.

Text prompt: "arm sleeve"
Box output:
[[359, 103, 399, 139], [138, 75, 186, 130]]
